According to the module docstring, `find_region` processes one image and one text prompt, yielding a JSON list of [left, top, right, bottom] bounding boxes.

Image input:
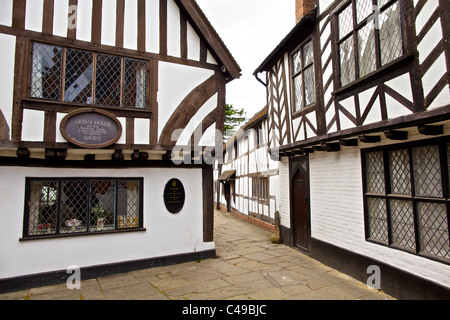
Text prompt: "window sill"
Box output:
[[332, 52, 416, 97], [22, 98, 152, 116], [292, 103, 317, 119], [19, 228, 147, 242]]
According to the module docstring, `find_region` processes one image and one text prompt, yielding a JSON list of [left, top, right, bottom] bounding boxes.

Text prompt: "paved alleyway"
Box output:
[[1, 209, 394, 300]]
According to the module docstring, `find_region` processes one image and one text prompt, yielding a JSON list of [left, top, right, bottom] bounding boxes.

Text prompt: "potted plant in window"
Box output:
[[65, 219, 81, 232], [91, 203, 106, 230], [38, 224, 51, 234]]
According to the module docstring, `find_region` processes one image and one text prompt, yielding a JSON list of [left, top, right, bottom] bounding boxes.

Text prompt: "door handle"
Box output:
[[304, 197, 309, 203]]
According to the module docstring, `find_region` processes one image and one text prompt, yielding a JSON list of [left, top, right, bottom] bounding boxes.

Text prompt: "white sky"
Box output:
[[195, 0, 296, 120]]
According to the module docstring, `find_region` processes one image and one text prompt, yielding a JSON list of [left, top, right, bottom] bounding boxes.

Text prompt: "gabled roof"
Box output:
[[223, 106, 267, 149], [253, 8, 316, 75], [178, 0, 242, 79]]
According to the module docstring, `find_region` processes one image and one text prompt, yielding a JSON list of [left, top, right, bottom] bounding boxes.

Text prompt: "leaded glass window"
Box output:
[[23, 178, 143, 238], [31, 43, 64, 101], [291, 40, 315, 112], [64, 49, 94, 104], [337, 0, 404, 87], [30, 42, 148, 109], [363, 140, 450, 262]]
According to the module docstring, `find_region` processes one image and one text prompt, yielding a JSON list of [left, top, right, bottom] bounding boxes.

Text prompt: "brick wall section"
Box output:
[[296, 0, 316, 23], [216, 203, 275, 233]]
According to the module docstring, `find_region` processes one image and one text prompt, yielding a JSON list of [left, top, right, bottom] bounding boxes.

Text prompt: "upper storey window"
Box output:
[[292, 40, 315, 112], [337, 0, 404, 87], [30, 42, 148, 109]]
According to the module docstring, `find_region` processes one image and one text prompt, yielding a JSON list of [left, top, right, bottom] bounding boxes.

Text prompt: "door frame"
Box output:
[[289, 155, 311, 254]]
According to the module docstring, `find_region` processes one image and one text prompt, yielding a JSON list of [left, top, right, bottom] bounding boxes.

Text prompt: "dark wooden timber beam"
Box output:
[[45, 149, 67, 161], [322, 142, 341, 152], [16, 148, 30, 159], [418, 124, 444, 136], [339, 138, 359, 147], [359, 135, 381, 143], [112, 150, 124, 162], [384, 130, 408, 140]]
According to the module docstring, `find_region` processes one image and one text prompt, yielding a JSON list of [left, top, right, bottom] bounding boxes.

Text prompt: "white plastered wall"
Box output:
[[0, 33, 15, 132], [0, 166, 213, 280]]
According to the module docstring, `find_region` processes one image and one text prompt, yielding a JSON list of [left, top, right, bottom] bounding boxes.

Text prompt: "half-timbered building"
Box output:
[[0, 0, 240, 290], [214, 106, 280, 232], [254, 0, 450, 298]]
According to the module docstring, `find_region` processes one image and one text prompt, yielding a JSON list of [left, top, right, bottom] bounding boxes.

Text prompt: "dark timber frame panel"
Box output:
[[1, 0, 241, 152], [254, 0, 450, 152]]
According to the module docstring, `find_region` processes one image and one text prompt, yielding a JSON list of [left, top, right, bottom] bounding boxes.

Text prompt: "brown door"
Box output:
[[292, 160, 310, 253]]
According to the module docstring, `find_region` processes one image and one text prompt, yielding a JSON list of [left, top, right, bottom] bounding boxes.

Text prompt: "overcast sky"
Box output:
[[195, 0, 296, 120]]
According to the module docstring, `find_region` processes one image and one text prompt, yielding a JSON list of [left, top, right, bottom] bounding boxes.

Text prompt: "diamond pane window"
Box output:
[[389, 149, 411, 195], [291, 40, 315, 112], [363, 141, 450, 263], [379, 2, 403, 65], [413, 145, 443, 198], [340, 36, 355, 86], [366, 151, 385, 194], [27, 181, 58, 236], [293, 51, 302, 74], [90, 180, 116, 231], [303, 66, 315, 106], [390, 199, 416, 250], [356, 0, 374, 24], [339, 5, 353, 39], [117, 180, 141, 229], [95, 54, 122, 107], [367, 197, 389, 242], [293, 76, 304, 112], [30, 43, 63, 101], [24, 178, 143, 238], [64, 49, 94, 104], [302, 41, 313, 66], [358, 21, 377, 78], [29, 42, 149, 109], [336, 0, 403, 87], [123, 59, 147, 109], [417, 202, 450, 259]]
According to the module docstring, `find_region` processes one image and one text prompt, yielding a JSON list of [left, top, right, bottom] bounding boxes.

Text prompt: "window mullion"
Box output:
[[61, 48, 67, 103], [383, 150, 393, 246], [115, 179, 119, 230], [56, 180, 62, 235], [120, 59, 125, 108], [87, 179, 92, 233], [409, 147, 421, 254], [92, 53, 97, 104]]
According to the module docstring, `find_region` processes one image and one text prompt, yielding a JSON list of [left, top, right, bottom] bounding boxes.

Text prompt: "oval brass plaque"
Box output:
[[60, 109, 122, 149]]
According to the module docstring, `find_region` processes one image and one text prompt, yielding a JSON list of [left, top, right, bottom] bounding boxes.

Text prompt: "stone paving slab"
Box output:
[[0, 209, 395, 301]]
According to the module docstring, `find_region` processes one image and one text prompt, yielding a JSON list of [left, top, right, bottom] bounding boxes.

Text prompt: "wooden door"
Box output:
[[224, 182, 231, 213], [292, 159, 310, 253]]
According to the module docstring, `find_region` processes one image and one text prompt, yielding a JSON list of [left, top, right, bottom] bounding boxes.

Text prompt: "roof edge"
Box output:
[[177, 0, 242, 79], [253, 7, 317, 75]]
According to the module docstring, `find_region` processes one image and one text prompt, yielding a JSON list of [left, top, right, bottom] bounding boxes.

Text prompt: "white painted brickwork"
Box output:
[[279, 157, 291, 229], [309, 147, 450, 289]]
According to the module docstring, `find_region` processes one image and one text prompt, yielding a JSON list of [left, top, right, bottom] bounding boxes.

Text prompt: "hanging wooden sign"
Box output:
[[163, 179, 186, 214], [60, 109, 122, 149]]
